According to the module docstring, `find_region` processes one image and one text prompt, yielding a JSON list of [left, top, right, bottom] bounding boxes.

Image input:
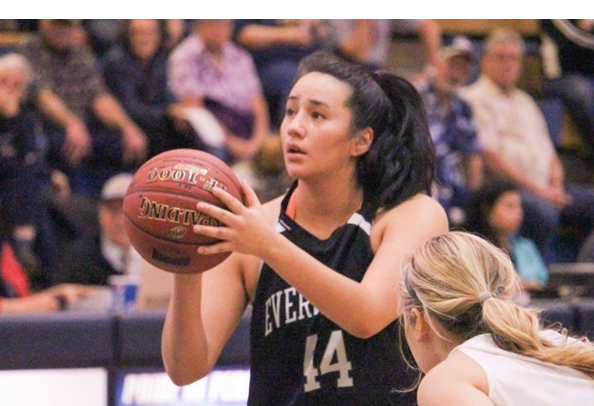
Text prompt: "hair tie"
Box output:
[[479, 285, 506, 305], [479, 292, 493, 304]]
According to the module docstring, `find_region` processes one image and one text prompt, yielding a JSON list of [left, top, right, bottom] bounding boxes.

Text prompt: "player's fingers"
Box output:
[[193, 223, 231, 240], [241, 179, 260, 208], [211, 186, 245, 213], [197, 241, 231, 255], [196, 201, 236, 225]]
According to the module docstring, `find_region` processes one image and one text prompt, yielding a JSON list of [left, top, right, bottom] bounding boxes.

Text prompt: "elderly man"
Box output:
[[459, 27, 594, 262], [415, 36, 483, 226]]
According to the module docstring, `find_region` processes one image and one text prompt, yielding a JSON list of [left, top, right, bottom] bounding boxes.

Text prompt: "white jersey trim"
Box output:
[[347, 212, 371, 236]]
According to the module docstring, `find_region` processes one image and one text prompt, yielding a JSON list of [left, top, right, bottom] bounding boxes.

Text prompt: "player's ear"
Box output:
[[410, 308, 431, 341], [350, 127, 373, 157]]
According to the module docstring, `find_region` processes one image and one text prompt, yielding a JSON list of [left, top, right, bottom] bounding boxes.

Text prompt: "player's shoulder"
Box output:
[[419, 350, 489, 404], [373, 194, 447, 231]]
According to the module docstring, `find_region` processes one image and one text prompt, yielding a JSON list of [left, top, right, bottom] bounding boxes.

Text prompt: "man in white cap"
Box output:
[[56, 173, 142, 285], [414, 36, 484, 226]]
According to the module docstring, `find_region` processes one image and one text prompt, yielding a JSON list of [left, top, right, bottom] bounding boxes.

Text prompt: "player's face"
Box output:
[[281, 72, 358, 180], [488, 190, 523, 237]]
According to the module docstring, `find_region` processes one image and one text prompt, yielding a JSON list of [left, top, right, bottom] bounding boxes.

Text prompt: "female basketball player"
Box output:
[[162, 50, 448, 405], [400, 232, 594, 406]]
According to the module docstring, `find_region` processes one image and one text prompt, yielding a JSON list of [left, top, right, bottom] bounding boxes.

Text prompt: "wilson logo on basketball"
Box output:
[[138, 196, 222, 227], [168, 226, 187, 239]]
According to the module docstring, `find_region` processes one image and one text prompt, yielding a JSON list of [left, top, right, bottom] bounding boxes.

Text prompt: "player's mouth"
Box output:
[[286, 143, 305, 155]]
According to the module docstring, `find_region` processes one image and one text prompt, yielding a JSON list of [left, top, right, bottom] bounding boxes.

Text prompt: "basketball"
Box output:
[[123, 149, 244, 274]]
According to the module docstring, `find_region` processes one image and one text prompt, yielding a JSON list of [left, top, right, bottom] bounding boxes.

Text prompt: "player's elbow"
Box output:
[[164, 363, 210, 387], [349, 326, 381, 340], [346, 317, 388, 339]]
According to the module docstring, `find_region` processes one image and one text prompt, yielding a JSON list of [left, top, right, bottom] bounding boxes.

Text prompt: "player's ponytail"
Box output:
[[360, 72, 434, 216], [295, 51, 434, 219], [401, 231, 594, 380], [482, 295, 594, 379]]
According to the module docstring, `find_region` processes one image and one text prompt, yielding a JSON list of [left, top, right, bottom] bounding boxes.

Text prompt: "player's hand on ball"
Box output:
[[194, 180, 273, 257]]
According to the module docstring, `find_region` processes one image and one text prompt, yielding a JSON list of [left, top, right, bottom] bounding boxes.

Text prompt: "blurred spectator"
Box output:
[[18, 19, 148, 198], [233, 19, 321, 127], [168, 19, 269, 164], [540, 19, 594, 152], [464, 181, 549, 293], [80, 19, 122, 58], [318, 19, 393, 69], [55, 173, 143, 286], [415, 36, 483, 226], [232, 133, 290, 204], [0, 239, 96, 313], [164, 19, 190, 51], [392, 19, 442, 72], [0, 52, 67, 288], [102, 19, 198, 159], [0, 20, 38, 32], [318, 19, 441, 73], [459, 27, 594, 262]]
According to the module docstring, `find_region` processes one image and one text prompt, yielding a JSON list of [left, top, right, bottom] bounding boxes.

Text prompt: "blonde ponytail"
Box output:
[[482, 297, 594, 379], [401, 231, 594, 380]]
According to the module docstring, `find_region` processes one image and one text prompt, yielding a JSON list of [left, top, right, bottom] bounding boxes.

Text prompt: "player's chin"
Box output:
[[284, 161, 309, 179]]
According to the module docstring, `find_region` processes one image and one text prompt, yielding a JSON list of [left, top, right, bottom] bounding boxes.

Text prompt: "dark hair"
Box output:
[[295, 51, 435, 218], [119, 19, 167, 57], [464, 180, 519, 245]]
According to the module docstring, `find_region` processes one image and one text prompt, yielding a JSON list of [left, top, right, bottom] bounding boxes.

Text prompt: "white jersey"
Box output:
[[453, 332, 594, 406]]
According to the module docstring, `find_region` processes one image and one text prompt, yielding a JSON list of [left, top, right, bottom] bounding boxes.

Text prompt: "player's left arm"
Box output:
[[194, 186, 448, 338]]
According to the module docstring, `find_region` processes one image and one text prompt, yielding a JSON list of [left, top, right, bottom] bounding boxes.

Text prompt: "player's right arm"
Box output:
[[161, 196, 282, 385], [161, 252, 249, 385]]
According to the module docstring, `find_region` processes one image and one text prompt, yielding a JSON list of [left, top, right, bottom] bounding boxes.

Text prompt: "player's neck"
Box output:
[[290, 178, 363, 226]]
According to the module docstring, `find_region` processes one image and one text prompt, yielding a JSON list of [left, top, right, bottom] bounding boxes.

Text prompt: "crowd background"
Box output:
[[0, 19, 593, 313]]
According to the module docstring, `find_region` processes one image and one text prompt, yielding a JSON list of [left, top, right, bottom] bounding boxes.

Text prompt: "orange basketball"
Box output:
[[123, 149, 243, 273]]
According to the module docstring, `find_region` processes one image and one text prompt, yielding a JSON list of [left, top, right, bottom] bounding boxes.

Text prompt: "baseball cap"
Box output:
[[439, 36, 475, 61], [101, 173, 133, 201]]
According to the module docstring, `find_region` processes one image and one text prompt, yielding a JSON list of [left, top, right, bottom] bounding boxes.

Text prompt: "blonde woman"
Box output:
[[401, 231, 594, 406]]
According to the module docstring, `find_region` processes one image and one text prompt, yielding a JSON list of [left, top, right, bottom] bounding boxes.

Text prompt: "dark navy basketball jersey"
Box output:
[[248, 184, 418, 406]]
